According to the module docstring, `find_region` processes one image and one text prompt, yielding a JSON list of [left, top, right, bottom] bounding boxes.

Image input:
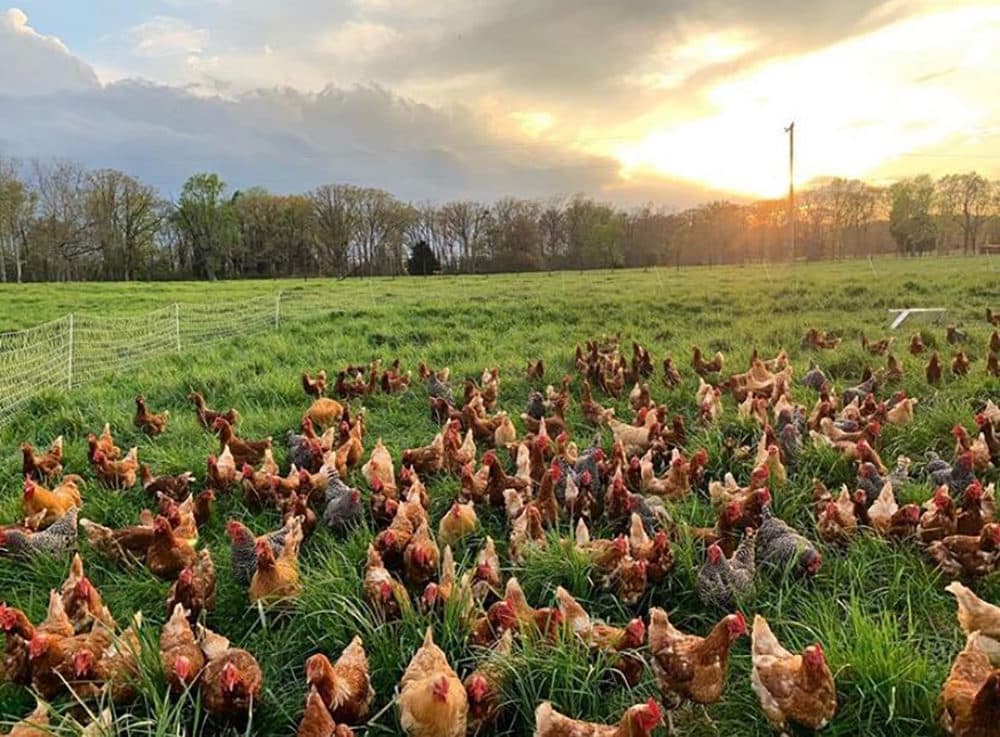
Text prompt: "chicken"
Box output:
[[648, 607, 746, 733], [306, 635, 374, 725], [940, 632, 1000, 736], [166, 549, 217, 621], [249, 516, 303, 603], [438, 501, 478, 547], [189, 391, 239, 430], [464, 630, 513, 732], [363, 438, 397, 491], [946, 581, 1000, 656], [205, 447, 237, 491], [581, 379, 615, 425], [756, 506, 822, 578], [135, 394, 169, 435], [692, 346, 724, 376], [199, 625, 264, 722], [953, 351, 972, 377], [140, 464, 194, 502], [696, 533, 756, 611], [927, 352, 943, 384], [322, 474, 364, 535], [886, 395, 918, 426], [213, 417, 271, 466], [533, 699, 663, 737], [921, 486, 959, 543], [555, 587, 645, 683], [816, 487, 858, 545], [305, 397, 345, 429], [92, 447, 139, 490], [60, 554, 115, 633], [1, 507, 78, 559], [96, 611, 143, 703], [398, 627, 467, 737], [403, 522, 441, 589], [363, 545, 411, 620], [22, 476, 82, 527], [803, 328, 841, 350], [750, 615, 837, 733], [147, 516, 197, 580], [662, 355, 682, 388], [988, 352, 1000, 378], [298, 687, 355, 737], [20, 437, 63, 482], [604, 555, 648, 607], [0, 699, 49, 737], [928, 524, 1000, 579], [302, 369, 328, 398]]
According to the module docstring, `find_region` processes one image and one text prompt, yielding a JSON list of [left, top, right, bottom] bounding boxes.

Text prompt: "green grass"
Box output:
[[0, 256, 998, 735]]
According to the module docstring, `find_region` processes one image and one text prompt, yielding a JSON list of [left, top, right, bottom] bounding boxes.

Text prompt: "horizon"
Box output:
[[2, 2, 999, 207]]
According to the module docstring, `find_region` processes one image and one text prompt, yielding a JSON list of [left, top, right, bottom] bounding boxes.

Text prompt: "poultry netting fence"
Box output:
[[0, 292, 312, 428]]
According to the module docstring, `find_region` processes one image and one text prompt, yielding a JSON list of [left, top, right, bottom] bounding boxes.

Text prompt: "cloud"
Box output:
[[0, 8, 100, 95], [315, 21, 401, 58], [128, 16, 209, 58]]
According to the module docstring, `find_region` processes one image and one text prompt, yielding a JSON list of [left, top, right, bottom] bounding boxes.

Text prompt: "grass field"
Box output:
[[0, 257, 998, 736]]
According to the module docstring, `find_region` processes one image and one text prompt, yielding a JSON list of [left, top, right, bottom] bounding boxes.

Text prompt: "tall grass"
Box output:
[[0, 258, 997, 735]]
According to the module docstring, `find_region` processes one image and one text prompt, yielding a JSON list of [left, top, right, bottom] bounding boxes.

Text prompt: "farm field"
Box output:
[[0, 256, 999, 737]]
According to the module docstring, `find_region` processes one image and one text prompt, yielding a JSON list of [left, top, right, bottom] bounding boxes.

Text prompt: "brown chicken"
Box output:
[[188, 391, 239, 430], [398, 627, 467, 737], [140, 464, 194, 502], [927, 523, 1000, 579], [363, 545, 412, 620], [147, 516, 197, 580], [941, 632, 1000, 736], [213, 417, 271, 466], [533, 699, 663, 737], [556, 587, 646, 685], [93, 447, 139, 489], [22, 476, 82, 527], [403, 522, 441, 589], [909, 333, 926, 355], [249, 516, 304, 603], [581, 379, 615, 425], [199, 624, 264, 722], [438, 501, 478, 547], [927, 352, 944, 384], [305, 636, 374, 725], [60, 554, 115, 633], [750, 615, 837, 733], [302, 370, 328, 398], [20, 437, 63, 482], [988, 353, 1000, 378], [648, 607, 746, 733], [0, 699, 49, 737], [464, 629, 513, 732], [305, 397, 345, 429], [298, 687, 356, 737], [135, 394, 169, 435], [953, 352, 972, 377], [166, 549, 217, 621]]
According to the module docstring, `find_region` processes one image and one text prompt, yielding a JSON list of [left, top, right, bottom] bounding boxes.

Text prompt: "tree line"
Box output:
[[0, 156, 998, 282]]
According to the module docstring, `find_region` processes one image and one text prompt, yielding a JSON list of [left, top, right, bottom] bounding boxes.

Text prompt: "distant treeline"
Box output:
[[0, 156, 997, 282]]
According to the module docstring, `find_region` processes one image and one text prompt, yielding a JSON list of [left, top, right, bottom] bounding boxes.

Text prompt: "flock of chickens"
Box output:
[[1, 313, 1000, 737]]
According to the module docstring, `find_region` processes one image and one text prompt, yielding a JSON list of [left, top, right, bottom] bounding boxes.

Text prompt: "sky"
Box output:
[[1, 0, 998, 206]]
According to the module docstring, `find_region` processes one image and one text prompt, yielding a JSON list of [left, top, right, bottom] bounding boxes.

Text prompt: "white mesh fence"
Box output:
[[0, 291, 320, 428]]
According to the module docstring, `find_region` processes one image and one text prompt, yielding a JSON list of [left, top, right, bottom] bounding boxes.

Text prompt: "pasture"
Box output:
[[1, 256, 998, 736]]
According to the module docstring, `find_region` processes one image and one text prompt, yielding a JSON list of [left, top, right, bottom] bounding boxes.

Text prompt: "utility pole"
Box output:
[[785, 121, 795, 261]]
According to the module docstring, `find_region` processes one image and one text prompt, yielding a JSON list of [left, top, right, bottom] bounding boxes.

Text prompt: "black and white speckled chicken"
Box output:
[[696, 531, 756, 610], [322, 471, 363, 534], [0, 507, 78, 559], [226, 519, 290, 586], [777, 424, 803, 469], [756, 506, 821, 578], [524, 392, 546, 421], [927, 451, 977, 495], [856, 463, 888, 506], [802, 361, 827, 391], [287, 425, 323, 474], [841, 375, 877, 406], [425, 373, 454, 403]]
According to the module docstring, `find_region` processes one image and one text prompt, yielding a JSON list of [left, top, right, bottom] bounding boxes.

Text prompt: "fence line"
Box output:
[[0, 292, 323, 428]]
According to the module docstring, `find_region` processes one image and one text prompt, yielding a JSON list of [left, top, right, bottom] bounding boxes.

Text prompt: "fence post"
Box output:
[[275, 291, 282, 329], [175, 303, 181, 353], [67, 314, 74, 389]]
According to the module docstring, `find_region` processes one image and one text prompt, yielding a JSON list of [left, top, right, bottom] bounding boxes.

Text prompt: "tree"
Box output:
[[936, 172, 991, 254], [407, 240, 440, 275], [0, 157, 33, 283], [171, 173, 237, 280], [889, 176, 937, 256], [29, 160, 92, 280], [86, 169, 160, 281]]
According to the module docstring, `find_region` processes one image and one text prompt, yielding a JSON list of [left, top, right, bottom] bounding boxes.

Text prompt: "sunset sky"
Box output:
[[1, 0, 998, 205]]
